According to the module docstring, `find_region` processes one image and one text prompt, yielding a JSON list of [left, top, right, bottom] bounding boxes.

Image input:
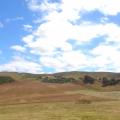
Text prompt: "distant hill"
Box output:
[[0, 71, 120, 87]]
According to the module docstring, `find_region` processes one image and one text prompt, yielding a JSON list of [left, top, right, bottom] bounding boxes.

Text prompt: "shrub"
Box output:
[[41, 76, 76, 83], [102, 77, 120, 87], [83, 75, 95, 84], [0, 76, 15, 84], [76, 99, 92, 104], [102, 77, 109, 87]]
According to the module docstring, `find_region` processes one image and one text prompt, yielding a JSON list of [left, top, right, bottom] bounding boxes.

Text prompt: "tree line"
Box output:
[[41, 75, 120, 87], [41, 76, 76, 83]]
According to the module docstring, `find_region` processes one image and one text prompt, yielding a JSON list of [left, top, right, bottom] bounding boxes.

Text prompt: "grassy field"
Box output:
[[0, 101, 120, 120], [0, 81, 120, 120]]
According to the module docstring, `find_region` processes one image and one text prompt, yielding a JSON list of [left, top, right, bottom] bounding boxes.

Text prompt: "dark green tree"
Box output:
[[83, 75, 95, 84]]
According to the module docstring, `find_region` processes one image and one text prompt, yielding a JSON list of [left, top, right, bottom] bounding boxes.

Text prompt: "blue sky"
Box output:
[[0, 0, 31, 61], [0, 0, 120, 73]]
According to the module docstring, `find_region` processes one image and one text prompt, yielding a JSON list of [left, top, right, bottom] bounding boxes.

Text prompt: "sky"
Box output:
[[0, 0, 120, 74]]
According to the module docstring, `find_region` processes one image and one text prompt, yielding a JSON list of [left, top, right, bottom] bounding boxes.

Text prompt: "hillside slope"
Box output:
[[0, 71, 120, 87]]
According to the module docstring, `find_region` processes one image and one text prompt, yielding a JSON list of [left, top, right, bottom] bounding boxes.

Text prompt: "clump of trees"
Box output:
[[83, 75, 95, 84], [82, 75, 120, 87], [0, 76, 15, 84], [41, 74, 120, 87], [41, 76, 76, 83], [102, 77, 120, 87]]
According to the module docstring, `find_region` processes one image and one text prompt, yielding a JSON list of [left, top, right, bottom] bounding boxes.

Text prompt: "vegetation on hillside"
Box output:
[[0, 71, 120, 87], [102, 77, 120, 87], [0, 72, 120, 120], [41, 76, 76, 83], [41, 74, 120, 87], [0, 76, 15, 84], [82, 75, 95, 84]]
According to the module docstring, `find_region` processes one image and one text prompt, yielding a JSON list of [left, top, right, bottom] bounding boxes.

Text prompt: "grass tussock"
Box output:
[[75, 99, 92, 104]]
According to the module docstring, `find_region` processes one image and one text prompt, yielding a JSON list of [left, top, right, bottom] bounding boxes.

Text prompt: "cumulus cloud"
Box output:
[[2, 0, 120, 73], [0, 56, 42, 73], [60, 0, 120, 16], [27, 0, 120, 15], [23, 24, 33, 32], [27, 0, 61, 13], [11, 45, 26, 53], [20, 0, 120, 73], [91, 43, 120, 72]]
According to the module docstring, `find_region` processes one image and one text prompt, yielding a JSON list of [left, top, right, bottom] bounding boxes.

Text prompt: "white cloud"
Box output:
[[40, 56, 65, 70], [61, 0, 120, 16], [91, 43, 120, 72], [27, 0, 61, 13], [22, 34, 34, 43], [26, 0, 42, 12], [23, 24, 33, 32], [40, 50, 90, 72], [103, 23, 120, 43], [61, 51, 89, 68], [11, 45, 26, 53], [0, 56, 42, 74], [21, 0, 120, 73], [27, 0, 120, 15], [24, 0, 120, 53], [2, 0, 119, 73]]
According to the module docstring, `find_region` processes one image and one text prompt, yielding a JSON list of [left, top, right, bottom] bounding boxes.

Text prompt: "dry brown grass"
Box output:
[[0, 81, 109, 106]]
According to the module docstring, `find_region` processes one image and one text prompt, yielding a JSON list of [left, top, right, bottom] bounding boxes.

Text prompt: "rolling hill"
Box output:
[[0, 71, 120, 87], [0, 71, 120, 120]]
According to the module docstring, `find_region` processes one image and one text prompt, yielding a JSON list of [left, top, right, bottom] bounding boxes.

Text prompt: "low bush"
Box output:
[[0, 76, 15, 84], [102, 77, 120, 87], [75, 99, 92, 104], [41, 76, 76, 83], [83, 75, 95, 84]]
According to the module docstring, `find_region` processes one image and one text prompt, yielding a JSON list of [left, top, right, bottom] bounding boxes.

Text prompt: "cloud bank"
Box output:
[[1, 0, 120, 73]]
